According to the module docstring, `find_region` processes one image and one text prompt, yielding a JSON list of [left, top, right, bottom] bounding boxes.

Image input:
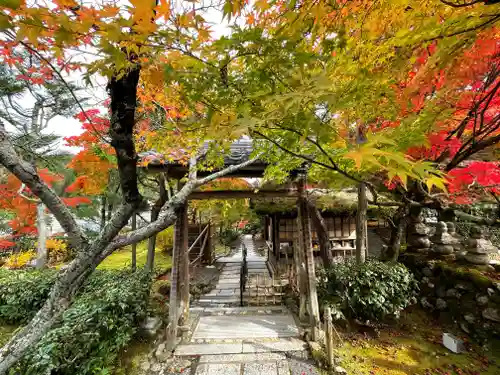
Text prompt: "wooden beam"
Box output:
[[188, 189, 299, 200]]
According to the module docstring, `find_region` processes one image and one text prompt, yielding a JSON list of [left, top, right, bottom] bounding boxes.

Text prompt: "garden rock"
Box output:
[[155, 343, 167, 360], [446, 222, 464, 252], [431, 222, 455, 255], [482, 308, 500, 323], [421, 297, 434, 309], [436, 285, 447, 298], [446, 289, 459, 298], [477, 295, 489, 305], [464, 314, 475, 323], [140, 359, 151, 372], [422, 267, 433, 277], [334, 366, 348, 374], [465, 226, 497, 265], [407, 215, 431, 253], [141, 316, 162, 338], [436, 298, 447, 310]]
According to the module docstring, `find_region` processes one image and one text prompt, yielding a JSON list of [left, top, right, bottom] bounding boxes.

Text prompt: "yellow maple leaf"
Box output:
[[155, 0, 170, 21]]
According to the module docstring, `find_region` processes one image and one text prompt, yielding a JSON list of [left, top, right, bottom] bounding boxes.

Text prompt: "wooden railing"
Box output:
[[189, 224, 210, 266], [323, 306, 335, 369], [240, 242, 248, 307]]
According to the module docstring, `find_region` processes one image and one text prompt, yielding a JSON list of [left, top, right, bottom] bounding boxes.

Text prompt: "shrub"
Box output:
[[241, 219, 263, 235], [3, 250, 36, 269], [0, 268, 57, 323], [220, 228, 240, 246], [155, 227, 174, 252], [13, 270, 152, 375], [318, 260, 418, 322], [44, 238, 72, 263]]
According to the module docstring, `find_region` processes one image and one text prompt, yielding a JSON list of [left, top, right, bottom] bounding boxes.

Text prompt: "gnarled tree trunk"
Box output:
[[385, 206, 408, 262], [146, 174, 167, 272], [308, 201, 334, 268]]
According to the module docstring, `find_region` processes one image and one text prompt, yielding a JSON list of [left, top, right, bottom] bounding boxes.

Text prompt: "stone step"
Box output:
[[175, 337, 306, 356], [190, 306, 288, 315], [191, 314, 299, 341], [195, 353, 291, 375]]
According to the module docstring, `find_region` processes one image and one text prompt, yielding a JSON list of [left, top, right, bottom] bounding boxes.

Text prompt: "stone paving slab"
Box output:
[[195, 363, 241, 375], [244, 362, 279, 375], [192, 314, 299, 340], [175, 343, 243, 356], [175, 338, 306, 356], [242, 338, 306, 353], [190, 306, 288, 315], [198, 353, 287, 363]]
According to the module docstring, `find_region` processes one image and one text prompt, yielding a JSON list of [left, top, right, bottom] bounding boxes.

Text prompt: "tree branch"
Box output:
[[0, 122, 86, 249], [103, 154, 262, 254]]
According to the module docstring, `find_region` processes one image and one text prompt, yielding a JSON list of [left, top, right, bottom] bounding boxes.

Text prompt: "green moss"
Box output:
[[98, 241, 171, 274], [336, 308, 500, 375], [465, 269, 494, 289], [113, 338, 151, 375], [0, 324, 18, 347]]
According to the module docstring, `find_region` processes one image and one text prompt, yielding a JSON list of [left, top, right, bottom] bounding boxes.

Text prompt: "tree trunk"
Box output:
[[131, 214, 137, 271], [356, 182, 367, 264], [297, 176, 320, 339], [308, 201, 334, 268], [385, 206, 407, 262], [166, 218, 182, 351], [177, 204, 190, 325], [294, 206, 308, 322], [107, 203, 113, 222], [100, 195, 107, 230], [146, 174, 167, 272], [0, 132, 262, 374], [36, 203, 47, 269]]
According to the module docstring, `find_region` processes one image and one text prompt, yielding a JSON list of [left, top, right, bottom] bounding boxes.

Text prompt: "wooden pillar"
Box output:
[[272, 214, 280, 259], [295, 208, 308, 322], [203, 222, 213, 264], [177, 203, 190, 325], [324, 306, 335, 368], [264, 216, 269, 241], [166, 203, 188, 351], [356, 182, 367, 264], [297, 175, 320, 340]]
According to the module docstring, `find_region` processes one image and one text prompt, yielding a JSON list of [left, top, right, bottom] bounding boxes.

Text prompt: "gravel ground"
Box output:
[[285, 351, 323, 375]]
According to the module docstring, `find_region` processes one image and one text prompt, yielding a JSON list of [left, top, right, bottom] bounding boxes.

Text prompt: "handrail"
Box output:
[[188, 224, 210, 266], [240, 241, 248, 307]]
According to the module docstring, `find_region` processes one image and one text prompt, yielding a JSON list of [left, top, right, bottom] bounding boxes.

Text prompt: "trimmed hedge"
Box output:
[[0, 268, 57, 323], [318, 260, 418, 322], [0, 269, 151, 375]]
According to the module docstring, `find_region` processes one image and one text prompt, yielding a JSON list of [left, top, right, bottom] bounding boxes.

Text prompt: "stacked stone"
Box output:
[[464, 226, 496, 265], [430, 221, 456, 260], [407, 214, 431, 253], [446, 222, 466, 259]]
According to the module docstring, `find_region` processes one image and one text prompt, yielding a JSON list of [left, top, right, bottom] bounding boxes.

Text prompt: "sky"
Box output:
[[41, 1, 234, 152]]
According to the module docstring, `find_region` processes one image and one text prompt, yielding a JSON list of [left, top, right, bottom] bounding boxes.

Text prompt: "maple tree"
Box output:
[[0, 0, 497, 371], [0, 1, 261, 371]]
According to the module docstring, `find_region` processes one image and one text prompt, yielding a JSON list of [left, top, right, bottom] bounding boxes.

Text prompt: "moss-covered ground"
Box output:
[[98, 241, 172, 274], [0, 325, 18, 347], [336, 307, 500, 375]]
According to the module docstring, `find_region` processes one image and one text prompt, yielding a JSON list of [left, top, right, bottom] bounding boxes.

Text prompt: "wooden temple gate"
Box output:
[[143, 140, 336, 348]]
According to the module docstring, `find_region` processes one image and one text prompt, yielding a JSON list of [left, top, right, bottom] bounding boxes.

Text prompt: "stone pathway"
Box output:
[[198, 235, 268, 307], [174, 235, 321, 375]]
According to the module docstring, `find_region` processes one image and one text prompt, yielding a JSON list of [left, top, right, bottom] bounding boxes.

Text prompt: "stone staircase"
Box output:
[[175, 306, 309, 375], [177, 235, 319, 375], [197, 235, 283, 307]]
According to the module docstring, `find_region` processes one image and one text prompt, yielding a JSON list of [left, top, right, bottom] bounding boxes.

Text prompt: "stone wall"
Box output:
[[402, 254, 500, 341]]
